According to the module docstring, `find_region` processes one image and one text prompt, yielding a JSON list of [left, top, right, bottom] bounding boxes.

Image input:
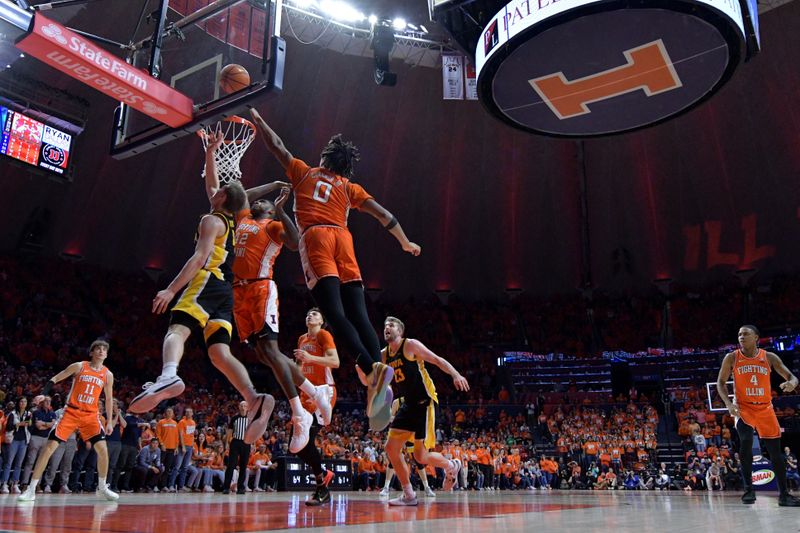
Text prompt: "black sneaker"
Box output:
[[222, 489, 230, 495], [742, 489, 756, 504], [305, 486, 331, 506], [236, 489, 246, 495], [778, 493, 800, 507]]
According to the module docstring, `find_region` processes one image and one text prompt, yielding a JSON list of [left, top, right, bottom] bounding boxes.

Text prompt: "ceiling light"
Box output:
[[368, 14, 377, 25], [407, 23, 418, 31], [392, 17, 406, 31], [420, 25, 429, 33], [320, 0, 365, 22]]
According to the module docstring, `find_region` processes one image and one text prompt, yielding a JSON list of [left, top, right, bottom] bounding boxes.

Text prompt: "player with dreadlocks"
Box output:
[[248, 108, 421, 431]]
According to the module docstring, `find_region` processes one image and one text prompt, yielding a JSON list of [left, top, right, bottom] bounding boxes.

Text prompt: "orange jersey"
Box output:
[[178, 418, 196, 448], [733, 349, 772, 405], [233, 211, 285, 280], [66, 361, 108, 413], [286, 158, 373, 233], [157, 419, 180, 449], [297, 329, 336, 386]]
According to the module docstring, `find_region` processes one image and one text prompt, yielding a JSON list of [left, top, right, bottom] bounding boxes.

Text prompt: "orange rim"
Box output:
[[196, 115, 256, 145]]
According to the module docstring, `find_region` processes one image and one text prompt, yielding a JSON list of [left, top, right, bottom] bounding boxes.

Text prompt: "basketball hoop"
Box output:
[[197, 115, 256, 183]]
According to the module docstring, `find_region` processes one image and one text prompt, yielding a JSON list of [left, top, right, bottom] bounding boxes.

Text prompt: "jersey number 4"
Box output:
[[750, 374, 759, 386], [312, 181, 333, 204]]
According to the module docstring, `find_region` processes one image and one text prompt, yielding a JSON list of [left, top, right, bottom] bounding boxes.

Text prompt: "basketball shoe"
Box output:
[[129, 375, 185, 413]]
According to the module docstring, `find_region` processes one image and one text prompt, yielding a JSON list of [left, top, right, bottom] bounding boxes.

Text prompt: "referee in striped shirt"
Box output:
[[224, 401, 251, 494]]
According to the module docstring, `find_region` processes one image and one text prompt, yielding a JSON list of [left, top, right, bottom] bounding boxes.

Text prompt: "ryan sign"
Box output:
[[17, 14, 193, 128]]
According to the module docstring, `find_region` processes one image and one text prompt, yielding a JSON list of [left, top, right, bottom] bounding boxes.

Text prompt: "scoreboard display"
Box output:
[[276, 458, 352, 490], [0, 106, 73, 175]]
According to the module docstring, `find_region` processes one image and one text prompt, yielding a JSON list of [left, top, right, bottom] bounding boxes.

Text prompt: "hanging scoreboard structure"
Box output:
[[429, 0, 761, 137]]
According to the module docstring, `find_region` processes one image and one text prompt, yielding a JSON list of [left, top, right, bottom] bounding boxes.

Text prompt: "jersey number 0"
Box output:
[[312, 181, 333, 204]]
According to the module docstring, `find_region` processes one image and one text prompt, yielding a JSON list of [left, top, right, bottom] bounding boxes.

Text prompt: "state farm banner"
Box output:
[[16, 14, 193, 128], [442, 55, 464, 100], [465, 60, 478, 100]]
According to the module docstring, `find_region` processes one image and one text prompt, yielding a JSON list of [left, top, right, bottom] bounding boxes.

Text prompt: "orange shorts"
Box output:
[[54, 407, 103, 442], [233, 280, 279, 341], [737, 403, 781, 439], [300, 385, 337, 416], [299, 226, 361, 289]]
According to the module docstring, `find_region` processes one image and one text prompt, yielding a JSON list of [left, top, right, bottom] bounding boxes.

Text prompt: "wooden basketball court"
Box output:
[[1, 490, 797, 532]]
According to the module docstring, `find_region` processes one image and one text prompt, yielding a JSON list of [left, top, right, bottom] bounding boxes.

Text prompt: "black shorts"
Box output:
[[390, 397, 436, 449], [170, 270, 233, 346]]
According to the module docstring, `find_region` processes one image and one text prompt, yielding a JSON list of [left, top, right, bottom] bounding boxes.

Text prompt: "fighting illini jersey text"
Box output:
[[199, 211, 236, 282], [733, 349, 772, 405], [233, 210, 284, 280], [66, 362, 108, 413], [297, 329, 336, 386], [286, 158, 373, 233], [382, 339, 438, 404]]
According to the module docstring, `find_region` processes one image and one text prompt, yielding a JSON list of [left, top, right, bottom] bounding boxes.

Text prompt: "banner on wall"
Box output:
[[442, 54, 464, 100], [465, 60, 478, 100]]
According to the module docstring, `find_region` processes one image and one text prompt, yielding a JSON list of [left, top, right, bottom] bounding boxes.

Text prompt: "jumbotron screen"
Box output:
[[0, 105, 72, 175]]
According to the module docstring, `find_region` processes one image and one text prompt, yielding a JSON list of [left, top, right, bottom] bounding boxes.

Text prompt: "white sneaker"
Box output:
[[152, 487, 160, 493], [11, 484, 21, 494], [244, 394, 276, 444], [388, 493, 418, 506], [61, 486, 72, 494], [17, 486, 36, 502], [128, 375, 185, 413], [203, 486, 214, 493], [313, 385, 333, 426], [96, 483, 119, 501], [424, 487, 436, 498], [0, 485, 8, 494], [289, 409, 313, 453], [379, 487, 390, 498], [443, 459, 461, 491], [43, 486, 52, 494], [254, 487, 265, 492]]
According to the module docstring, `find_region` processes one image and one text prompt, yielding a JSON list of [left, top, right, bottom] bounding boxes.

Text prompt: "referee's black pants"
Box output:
[[224, 439, 250, 492]]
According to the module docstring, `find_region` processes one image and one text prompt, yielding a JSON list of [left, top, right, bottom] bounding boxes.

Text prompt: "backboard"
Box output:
[[109, 0, 285, 159]]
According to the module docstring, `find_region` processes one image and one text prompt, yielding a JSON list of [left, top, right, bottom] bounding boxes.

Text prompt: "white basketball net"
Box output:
[[198, 116, 256, 183]]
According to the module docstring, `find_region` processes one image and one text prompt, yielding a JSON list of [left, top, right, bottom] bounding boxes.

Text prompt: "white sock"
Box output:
[[98, 476, 106, 488], [289, 396, 303, 416], [384, 470, 394, 490], [29, 478, 40, 491], [420, 472, 429, 490], [161, 362, 179, 378], [403, 483, 414, 498], [242, 387, 258, 404], [298, 380, 316, 396]]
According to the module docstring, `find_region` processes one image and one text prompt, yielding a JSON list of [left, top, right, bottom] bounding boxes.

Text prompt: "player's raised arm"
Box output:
[[273, 187, 299, 251], [358, 198, 421, 256], [766, 352, 799, 392], [152, 215, 225, 314], [405, 339, 469, 391], [249, 108, 293, 169], [245, 180, 290, 203], [716, 352, 738, 417], [204, 131, 225, 201]]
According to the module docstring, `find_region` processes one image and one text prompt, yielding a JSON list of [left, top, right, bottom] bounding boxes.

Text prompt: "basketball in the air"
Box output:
[[219, 64, 250, 94]]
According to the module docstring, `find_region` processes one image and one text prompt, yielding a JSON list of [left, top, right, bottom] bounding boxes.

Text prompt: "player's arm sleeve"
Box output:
[[347, 182, 374, 209], [286, 158, 311, 187]]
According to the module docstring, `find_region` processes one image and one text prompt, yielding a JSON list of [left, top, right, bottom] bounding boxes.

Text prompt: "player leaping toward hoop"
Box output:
[[200, 130, 334, 451], [249, 107, 421, 430], [716, 324, 800, 507], [129, 131, 274, 444]]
